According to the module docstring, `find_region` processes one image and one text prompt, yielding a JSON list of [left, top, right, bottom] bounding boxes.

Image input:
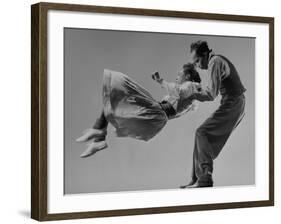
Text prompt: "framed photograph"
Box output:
[[31, 2, 274, 221]]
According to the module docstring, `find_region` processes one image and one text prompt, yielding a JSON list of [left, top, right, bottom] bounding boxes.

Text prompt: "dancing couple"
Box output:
[[76, 40, 246, 188]]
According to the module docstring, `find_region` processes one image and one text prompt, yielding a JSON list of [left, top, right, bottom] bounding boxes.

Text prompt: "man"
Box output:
[[180, 40, 246, 188]]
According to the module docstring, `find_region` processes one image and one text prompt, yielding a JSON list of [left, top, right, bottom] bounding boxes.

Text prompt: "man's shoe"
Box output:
[[76, 128, 107, 142], [80, 141, 108, 158], [186, 181, 213, 188], [180, 179, 198, 189]]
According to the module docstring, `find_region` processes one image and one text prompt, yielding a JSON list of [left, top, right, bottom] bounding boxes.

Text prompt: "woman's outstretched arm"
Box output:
[[151, 71, 179, 98]]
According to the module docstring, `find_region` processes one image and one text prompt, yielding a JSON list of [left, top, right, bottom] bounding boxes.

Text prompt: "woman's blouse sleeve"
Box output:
[[160, 80, 180, 99], [160, 80, 202, 100], [179, 82, 202, 99]]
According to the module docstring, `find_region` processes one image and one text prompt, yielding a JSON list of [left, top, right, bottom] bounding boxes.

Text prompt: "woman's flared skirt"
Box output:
[[102, 69, 168, 141]]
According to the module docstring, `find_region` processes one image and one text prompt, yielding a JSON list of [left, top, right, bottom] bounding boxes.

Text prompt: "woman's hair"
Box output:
[[183, 63, 201, 83], [190, 40, 212, 57]]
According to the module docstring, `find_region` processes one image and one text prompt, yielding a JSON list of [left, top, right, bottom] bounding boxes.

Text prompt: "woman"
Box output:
[[76, 63, 202, 158]]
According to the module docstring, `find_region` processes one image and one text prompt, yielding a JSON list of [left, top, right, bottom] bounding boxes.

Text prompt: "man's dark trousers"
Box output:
[[190, 94, 246, 185]]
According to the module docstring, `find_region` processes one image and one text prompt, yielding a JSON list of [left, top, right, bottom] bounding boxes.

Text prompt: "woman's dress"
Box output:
[[102, 69, 199, 141]]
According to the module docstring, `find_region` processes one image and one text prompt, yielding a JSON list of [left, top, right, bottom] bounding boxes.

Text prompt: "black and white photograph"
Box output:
[[1, 0, 279, 222], [30, 3, 274, 221], [64, 29, 255, 194]]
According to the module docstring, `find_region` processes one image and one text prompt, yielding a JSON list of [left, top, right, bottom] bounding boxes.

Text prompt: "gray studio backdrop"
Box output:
[[64, 28, 255, 194]]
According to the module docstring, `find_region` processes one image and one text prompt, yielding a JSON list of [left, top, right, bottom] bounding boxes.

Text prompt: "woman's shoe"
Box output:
[[76, 128, 107, 142], [80, 141, 108, 158]]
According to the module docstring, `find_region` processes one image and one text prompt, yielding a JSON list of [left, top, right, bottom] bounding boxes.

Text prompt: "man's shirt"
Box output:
[[195, 53, 246, 102]]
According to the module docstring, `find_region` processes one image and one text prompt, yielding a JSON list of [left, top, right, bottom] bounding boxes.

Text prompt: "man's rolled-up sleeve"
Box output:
[[193, 58, 221, 102]]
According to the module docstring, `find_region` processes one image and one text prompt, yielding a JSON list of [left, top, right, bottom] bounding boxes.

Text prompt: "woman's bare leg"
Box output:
[[76, 110, 108, 142], [92, 110, 108, 142]]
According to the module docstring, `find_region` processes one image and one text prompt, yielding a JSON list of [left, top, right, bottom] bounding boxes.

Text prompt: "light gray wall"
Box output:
[[64, 28, 255, 194]]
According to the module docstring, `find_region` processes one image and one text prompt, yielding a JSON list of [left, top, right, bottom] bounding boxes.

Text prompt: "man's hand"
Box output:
[[195, 83, 202, 92], [151, 71, 163, 83]]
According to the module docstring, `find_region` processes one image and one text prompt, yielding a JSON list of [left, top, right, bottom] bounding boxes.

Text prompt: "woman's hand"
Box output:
[[151, 71, 163, 83]]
